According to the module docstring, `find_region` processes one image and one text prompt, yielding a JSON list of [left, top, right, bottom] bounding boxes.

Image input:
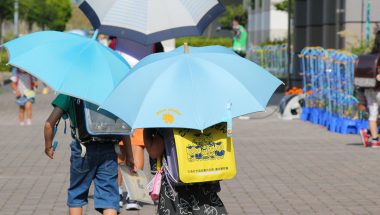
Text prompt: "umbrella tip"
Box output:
[[184, 42, 189, 54]]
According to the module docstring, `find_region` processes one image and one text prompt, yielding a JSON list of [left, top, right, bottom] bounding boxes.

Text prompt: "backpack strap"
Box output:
[[52, 118, 62, 151]]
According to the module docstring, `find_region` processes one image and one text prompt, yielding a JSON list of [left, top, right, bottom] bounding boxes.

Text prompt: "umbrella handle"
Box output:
[[92, 29, 99, 40], [226, 102, 232, 137]]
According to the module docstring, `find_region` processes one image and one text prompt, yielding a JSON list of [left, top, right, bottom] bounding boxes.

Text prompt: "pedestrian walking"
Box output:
[[232, 16, 248, 58], [44, 94, 134, 215], [111, 38, 164, 210], [144, 128, 228, 215], [10, 67, 37, 126], [359, 30, 380, 147]]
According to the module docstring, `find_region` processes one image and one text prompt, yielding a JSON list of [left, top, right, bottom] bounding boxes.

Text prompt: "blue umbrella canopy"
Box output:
[[79, 0, 225, 44], [101, 45, 283, 131], [3, 31, 131, 105]]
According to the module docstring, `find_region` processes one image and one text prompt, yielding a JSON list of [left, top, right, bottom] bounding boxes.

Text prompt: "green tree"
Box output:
[[218, 4, 247, 28], [45, 0, 71, 31], [21, 0, 71, 31], [0, 0, 14, 43], [273, 0, 293, 15], [20, 0, 37, 32]]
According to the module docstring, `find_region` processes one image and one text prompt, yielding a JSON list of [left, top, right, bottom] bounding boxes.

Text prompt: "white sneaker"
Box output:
[[19, 121, 25, 126], [27, 119, 32, 126], [125, 197, 142, 210]]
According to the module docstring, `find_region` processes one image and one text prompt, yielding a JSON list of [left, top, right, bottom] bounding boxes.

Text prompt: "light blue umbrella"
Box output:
[[2, 30, 131, 105], [101, 45, 283, 132]]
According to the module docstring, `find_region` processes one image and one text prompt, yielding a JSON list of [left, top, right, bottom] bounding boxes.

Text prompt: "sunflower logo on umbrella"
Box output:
[[156, 108, 181, 124], [162, 113, 175, 124]]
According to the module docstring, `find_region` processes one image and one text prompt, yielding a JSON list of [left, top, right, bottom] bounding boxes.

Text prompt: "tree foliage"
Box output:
[[218, 4, 247, 28], [274, 0, 288, 11], [21, 0, 72, 31], [0, 0, 14, 43], [274, 0, 294, 14], [0, 0, 14, 22]]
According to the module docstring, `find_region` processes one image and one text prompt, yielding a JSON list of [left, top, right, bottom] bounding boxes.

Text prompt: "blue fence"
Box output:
[[299, 47, 366, 134]]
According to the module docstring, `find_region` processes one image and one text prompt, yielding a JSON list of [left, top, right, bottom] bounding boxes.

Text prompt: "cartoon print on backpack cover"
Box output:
[[178, 125, 226, 162]]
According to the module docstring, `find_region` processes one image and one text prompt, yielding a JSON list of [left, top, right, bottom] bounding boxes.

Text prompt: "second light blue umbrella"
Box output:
[[3, 30, 131, 105], [101, 45, 283, 131]]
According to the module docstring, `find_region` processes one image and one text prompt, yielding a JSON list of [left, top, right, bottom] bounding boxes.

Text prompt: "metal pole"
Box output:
[[335, 0, 340, 49], [13, 0, 19, 37], [365, 0, 371, 47], [287, 0, 292, 89], [361, 0, 364, 41]]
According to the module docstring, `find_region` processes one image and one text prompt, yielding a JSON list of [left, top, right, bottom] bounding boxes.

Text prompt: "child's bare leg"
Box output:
[[118, 167, 122, 186], [103, 209, 117, 215], [132, 145, 144, 170], [25, 101, 32, 120], [69, 207, 82, 215], [370, 120, 378, 138], [19, 106, 25, 124]]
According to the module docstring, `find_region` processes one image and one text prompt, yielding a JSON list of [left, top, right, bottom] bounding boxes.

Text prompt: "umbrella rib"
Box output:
[[193, 55, 267, 112], [131, 59, 182, 128], [96, 45, 115, 86], [56, 41, 96, 102], [185, 56, 203, 129]]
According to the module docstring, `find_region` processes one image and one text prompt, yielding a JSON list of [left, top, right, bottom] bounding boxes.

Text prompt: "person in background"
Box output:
[[98, 34, 110, 46], [11, 67, 38, 126], [111, 39, 164, 210], [359, 30, 380, 147], [44, 94, 134, 215], [232, 16, 248, 58]]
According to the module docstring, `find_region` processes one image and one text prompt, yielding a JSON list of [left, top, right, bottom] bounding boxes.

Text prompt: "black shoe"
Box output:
[[149, 157, 158, 175], [119, 194, 123, 207]]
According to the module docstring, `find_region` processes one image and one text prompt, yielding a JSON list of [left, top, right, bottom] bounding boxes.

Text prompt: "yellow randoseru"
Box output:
[[173, 123, 236, 183]]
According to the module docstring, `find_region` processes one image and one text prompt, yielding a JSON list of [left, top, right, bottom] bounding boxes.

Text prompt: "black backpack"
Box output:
[[73, 99, 131, 143]]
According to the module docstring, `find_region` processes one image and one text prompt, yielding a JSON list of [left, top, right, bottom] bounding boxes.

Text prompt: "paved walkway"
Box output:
[[1, 87, 380, 215]]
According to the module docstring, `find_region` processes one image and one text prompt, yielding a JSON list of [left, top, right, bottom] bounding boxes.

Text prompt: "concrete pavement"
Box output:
[[1, 87, 380, 215]]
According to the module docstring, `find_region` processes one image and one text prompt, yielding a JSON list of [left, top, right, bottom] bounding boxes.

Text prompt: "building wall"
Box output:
[[270, 10, 288, 41], [344, 0, 380, 49], [246, 0, 288, 46], [294, 0, 380, 52]]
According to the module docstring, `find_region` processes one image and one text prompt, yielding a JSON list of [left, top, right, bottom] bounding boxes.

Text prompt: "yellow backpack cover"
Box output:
[[173, 123, 236, 183]]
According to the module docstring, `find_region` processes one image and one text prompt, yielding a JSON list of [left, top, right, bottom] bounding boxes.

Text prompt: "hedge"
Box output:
[[175, 36, 232, 48]]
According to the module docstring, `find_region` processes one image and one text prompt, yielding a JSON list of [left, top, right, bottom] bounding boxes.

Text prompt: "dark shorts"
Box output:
[[67, 141, 119, 213]]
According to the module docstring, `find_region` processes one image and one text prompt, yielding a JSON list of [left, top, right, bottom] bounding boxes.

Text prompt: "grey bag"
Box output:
[[74, 99, 131, 142], [163, 130, 180, 183]]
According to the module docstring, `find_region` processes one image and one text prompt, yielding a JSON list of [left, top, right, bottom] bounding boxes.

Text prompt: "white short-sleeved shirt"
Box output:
[[10, 70, 35, 96]]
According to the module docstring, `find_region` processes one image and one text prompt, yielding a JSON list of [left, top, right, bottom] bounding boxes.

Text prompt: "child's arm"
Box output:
[[143, 128, 164, 159], [11, 81, 21, 97], [121, 136, 135, 170], [44, 107, 64, 159]]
